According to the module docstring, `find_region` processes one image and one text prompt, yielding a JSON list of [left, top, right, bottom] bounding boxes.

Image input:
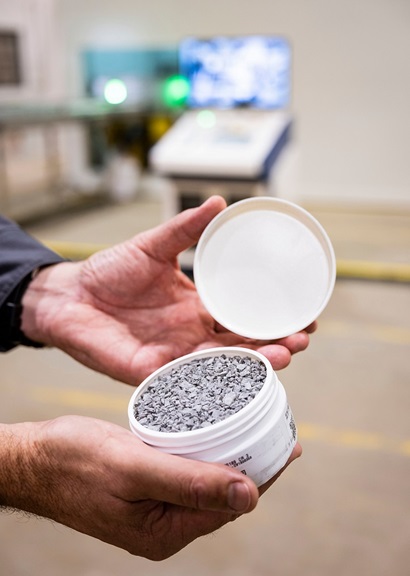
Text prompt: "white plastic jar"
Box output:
[[128, 347, 297, 487]]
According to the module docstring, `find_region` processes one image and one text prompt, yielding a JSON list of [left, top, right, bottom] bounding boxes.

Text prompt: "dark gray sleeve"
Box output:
[[0, 215, 67, 350], [0, 215, 66, 307]]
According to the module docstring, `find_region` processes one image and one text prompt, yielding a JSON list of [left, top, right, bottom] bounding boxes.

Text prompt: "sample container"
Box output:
[[128, 347, 297, 487]]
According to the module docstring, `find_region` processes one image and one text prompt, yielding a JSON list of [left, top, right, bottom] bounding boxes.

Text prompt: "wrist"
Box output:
[[0, 421, 44, 511], [20, 261, 79, 347]]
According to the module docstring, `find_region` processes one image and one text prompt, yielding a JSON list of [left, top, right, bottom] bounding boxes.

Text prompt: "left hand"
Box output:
[[22, 196, 316, 385]]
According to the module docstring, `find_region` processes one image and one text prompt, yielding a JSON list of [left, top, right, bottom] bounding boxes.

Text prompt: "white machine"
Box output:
[[149, 108, 292, 222], [150, 108, 292, 181]]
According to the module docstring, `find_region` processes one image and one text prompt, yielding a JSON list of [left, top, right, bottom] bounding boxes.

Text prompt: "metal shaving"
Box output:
[[134, 354, 266, 433]]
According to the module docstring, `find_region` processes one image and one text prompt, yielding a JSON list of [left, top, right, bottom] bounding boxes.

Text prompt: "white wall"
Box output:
[[8, 0, 410, 207]]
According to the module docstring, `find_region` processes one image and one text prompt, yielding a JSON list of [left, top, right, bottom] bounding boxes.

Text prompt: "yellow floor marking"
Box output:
[[370, 325, 410, 346], [319, 320, 410, 346], [398, 440, 410, 456], [31, 386, 129, 412], [297, 423, 409, 458], [336, 259, 410, 282], [44, 241, 108, 260]]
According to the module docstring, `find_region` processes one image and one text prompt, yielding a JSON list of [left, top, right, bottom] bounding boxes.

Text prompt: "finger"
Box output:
[[255, 329, 311, 363], [305, 320, 318, 333], [255, 344, 292, 370], [132, 442, 259, 514], [139, 196, 227, 262], [269, 330, 312, 354]]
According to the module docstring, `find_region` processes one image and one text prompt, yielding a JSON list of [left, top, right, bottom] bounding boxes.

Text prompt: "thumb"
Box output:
[[135, 443, 259, 514], [139, 195, 227, 262]]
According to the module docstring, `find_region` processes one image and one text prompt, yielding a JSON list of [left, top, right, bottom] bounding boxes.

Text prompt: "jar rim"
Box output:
[[128, 346, 277, 445]]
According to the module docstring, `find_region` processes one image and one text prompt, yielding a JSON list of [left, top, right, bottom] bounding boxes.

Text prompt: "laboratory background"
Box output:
[[0, 0, 409, 575]]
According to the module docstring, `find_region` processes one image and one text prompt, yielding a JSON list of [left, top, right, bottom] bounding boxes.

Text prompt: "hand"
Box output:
[[0, 416, 301, 560], [22, 196, 316, 385]]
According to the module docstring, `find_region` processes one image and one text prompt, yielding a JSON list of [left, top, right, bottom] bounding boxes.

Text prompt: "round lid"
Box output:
[[194, 197, 336, 340]]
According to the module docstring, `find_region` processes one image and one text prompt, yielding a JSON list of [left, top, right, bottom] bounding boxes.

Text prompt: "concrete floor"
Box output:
[[1, 194, 409, 576]]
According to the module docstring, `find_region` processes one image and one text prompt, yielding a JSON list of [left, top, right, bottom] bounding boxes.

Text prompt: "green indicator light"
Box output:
[[196, 110, 216, 129], [163, 75, 190, 107], [104, 79, 127, 105]]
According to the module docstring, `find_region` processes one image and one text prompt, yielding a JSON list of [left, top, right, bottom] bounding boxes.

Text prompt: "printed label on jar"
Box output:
[[285, 403, 297, 442], [225, 453, 253, 469], [222, 410, 297, 487]]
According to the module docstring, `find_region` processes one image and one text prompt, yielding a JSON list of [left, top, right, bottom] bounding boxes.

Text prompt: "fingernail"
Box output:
[[227, 481, 251, 513]]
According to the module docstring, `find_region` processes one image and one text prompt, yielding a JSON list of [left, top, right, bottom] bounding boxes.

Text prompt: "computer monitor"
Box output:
[[179, 35, 291, 109]]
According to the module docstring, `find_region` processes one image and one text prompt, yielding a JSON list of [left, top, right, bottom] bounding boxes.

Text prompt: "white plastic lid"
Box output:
[[194, 197, 336, 340]]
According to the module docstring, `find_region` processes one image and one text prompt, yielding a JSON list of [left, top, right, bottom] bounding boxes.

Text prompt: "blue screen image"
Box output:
[[179, 36, 291, 109]]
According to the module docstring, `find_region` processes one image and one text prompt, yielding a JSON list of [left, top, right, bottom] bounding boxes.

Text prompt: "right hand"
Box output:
[[0, 416, 301, 560]]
